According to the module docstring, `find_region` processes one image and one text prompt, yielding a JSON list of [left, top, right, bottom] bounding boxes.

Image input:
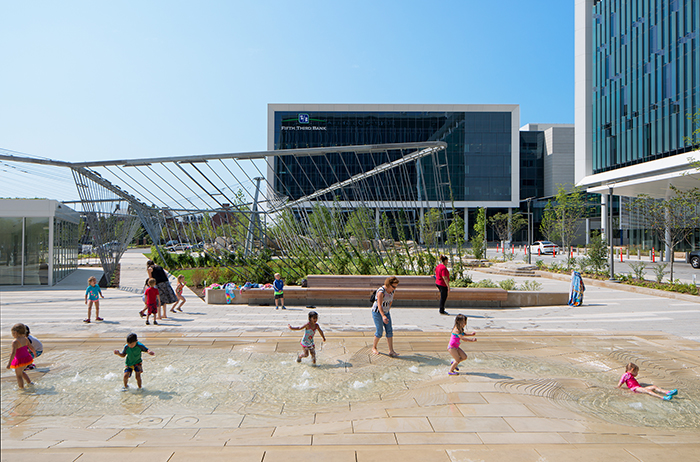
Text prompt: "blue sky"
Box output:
[[1, 0, 574, 165]]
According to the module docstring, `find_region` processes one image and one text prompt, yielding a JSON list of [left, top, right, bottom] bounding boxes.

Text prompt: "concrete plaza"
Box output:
[[1, 250, 699, 461]]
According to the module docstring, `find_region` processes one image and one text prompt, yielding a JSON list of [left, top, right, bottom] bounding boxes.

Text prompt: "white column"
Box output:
[[463, 207, 469, 244], [48, 216, 54, 286], [601, 194, 608, 241], [585, 218, 591, 245]]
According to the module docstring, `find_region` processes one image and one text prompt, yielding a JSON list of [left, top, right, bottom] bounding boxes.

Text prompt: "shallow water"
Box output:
[[469, 351, 700, 430], [2, 345, 698, 430]]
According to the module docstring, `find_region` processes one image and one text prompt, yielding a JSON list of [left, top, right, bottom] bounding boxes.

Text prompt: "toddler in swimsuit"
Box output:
[[6, 323, 36, 389], [172, 274, 186, 312], [447, 314, 476, 375], [617, 362, 677, 400], [288, 311, 326, 365]]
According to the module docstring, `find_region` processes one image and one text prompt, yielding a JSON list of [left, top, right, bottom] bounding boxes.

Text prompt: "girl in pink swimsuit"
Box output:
[[6, 323, 36, 389], [447, 314, 477, 375], [617, 362, 677, 400]]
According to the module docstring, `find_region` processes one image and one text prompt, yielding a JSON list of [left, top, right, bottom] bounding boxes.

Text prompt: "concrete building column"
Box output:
[[601, 194, 608, 242], [464, 207, 469, 245], [585, 218, 591, 245]]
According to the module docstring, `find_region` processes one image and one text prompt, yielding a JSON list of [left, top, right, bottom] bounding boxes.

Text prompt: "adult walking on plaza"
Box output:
[[435, 255, 450, 315], [146, 259, 178, 320], [371, 276, 400, 357]]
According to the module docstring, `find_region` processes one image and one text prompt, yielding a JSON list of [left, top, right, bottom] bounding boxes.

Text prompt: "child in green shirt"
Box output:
[[113, 333, 154, 389]]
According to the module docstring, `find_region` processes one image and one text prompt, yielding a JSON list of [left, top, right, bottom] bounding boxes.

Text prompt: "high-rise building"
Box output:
[[575, 0, 699, 195], [575, 0, 699, 251]]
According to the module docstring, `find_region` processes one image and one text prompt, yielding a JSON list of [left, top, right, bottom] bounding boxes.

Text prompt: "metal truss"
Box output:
[[1, 141, 458, 282]]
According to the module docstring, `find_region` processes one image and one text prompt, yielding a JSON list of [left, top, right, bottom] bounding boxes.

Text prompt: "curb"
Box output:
[[536, 271, 700, 303]]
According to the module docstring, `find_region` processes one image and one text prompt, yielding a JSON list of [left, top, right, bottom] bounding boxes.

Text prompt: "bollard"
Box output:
[[620, 248, 623, 263], [512, 244, 515, 255], [538, 247, 541, 256], [652, 248, 655, 263]]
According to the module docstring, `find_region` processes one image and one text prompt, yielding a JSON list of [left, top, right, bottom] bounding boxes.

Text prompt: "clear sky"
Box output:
[[1, 0, 574, 163]]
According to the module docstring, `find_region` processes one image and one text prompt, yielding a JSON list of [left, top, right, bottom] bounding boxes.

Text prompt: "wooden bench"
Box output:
[[237, 285, 507, 308], [207, 285, 565, 308], [306, 274, 436, 289]]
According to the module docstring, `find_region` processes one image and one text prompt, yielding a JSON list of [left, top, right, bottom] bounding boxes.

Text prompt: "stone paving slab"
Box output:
[[2, 331, 699, 460]]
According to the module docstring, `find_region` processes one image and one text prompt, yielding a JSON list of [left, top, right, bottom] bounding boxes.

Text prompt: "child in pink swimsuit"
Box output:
[[288, 311, 326, 365], [617, 362, 677, 400], [447, 314, 477, 375], [6, 323, 36, 389]]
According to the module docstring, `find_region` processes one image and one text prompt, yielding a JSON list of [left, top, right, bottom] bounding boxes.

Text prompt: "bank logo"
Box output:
[[298, 113, 310, 124]]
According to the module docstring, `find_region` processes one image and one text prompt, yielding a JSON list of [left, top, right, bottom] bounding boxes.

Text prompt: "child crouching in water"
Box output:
[[447, 314, 477, 375], [617, 362, 678, 400], [6, 323, 36, 389], [114, 333, 154, 389], [24, 325, 43, 370], [289, 311, 325, 365]]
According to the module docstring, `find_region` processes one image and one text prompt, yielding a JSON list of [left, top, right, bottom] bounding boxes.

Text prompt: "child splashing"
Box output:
[[289, 311, 326, 365], [447, 314, 477, 376], [617, 362, 678, 400], [6, 323, 36, 389]]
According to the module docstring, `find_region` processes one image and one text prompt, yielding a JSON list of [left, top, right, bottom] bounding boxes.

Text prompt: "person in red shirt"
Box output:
[[143, 278, 161, 326], [435, 255, 450, 315]]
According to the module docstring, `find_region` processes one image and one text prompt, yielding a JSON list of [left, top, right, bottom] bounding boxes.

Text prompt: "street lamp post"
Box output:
[[527, 197, 533, 264], [520, 197, 536, 265], [608, 184, 616, 281]]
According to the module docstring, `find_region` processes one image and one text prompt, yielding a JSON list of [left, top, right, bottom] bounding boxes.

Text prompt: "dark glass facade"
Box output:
[[519, 131, 545, 200], [272, 111, 513, 203], [591, 0, 699, 174]]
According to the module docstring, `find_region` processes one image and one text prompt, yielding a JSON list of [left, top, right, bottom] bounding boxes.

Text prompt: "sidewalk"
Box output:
[[2, 250, 699, 461]]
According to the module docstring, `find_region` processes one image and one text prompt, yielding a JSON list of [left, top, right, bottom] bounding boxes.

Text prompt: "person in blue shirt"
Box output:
[[273, 273, 286, 310], [84, 276, 105, 323]]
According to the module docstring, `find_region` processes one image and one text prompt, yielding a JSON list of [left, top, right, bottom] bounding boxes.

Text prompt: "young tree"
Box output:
[[628, 186, 700, 281], [539, 185, 587, 253], [684, 110, 700, 149], [344, 207, 374, 241], [539, 201, 559, 244], [489, 212, 527, 258], [446, 214, 465, 247], [422, 208, 443, 247], [471, 208, 486, 259]]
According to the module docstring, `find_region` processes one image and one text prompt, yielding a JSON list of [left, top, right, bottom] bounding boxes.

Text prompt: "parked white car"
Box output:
[[530, 240, 559, 255]]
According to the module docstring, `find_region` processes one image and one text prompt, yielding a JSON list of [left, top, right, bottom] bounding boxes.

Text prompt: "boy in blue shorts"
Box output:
[[114, 333, 154, 389]]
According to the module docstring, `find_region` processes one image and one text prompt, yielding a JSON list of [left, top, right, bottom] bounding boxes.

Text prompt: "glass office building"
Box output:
[[576, 0, 700, 252], [0, 199, 80, 285], [590, 0, 699, 174], [268, 104, 520, 209]]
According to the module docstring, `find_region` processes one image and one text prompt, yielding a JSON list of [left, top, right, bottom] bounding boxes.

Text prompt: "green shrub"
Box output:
[[498, 278, 517, 291], [520, 280, 543, 291], [450, 279, 470, 288], [470, 278, 498, 288], [191, 268, 206, 287], [652, 263, 668, 283], [205, 267, 222, 286], [586, 232, 608, 273], [628, 261, 647, 280], [535, 259, 545, 270]]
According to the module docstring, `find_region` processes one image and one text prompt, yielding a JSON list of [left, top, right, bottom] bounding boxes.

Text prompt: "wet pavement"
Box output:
[[1, 249, 698, 461]]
